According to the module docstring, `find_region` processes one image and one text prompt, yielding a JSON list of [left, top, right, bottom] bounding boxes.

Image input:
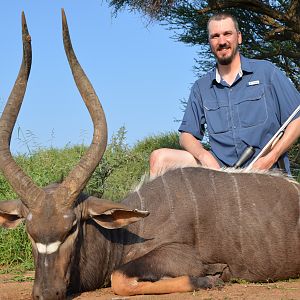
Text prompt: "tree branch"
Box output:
[[198, 0, 286, 21], [255, 49, 300, 60], [197, 0, 300, 34]]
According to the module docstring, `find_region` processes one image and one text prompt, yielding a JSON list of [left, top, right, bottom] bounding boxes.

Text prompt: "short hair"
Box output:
[[207, 12, 240, 34]]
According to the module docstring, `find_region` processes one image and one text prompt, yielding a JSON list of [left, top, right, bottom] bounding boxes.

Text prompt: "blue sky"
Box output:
[[0, 1, 199, 154]]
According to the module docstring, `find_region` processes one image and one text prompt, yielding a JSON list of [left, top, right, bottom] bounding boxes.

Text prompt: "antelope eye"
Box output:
[[61, 220, 78, 244], [68, 220, 78, 236]]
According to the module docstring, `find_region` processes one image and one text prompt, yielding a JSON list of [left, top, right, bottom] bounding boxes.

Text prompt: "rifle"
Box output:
[[233, 104, 300, 170]]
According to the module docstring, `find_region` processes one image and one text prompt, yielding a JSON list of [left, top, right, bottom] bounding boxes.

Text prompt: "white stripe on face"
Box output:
[[30, 226, 79, 255], [36, 241, 62, 255]]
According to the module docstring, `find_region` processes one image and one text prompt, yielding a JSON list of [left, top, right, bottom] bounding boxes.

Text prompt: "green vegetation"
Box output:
[[289, 139, 300, 182], [87, 127, 181, 200], [0, 128, 299, 271], [0, 225, 33, 272]]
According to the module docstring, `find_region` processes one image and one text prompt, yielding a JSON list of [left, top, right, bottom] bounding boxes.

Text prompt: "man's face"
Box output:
[[208, 18, 242, 65]]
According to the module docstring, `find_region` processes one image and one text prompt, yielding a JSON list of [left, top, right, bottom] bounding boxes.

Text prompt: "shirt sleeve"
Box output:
[[178, 81, 206, 140], [270, 65, 300, 124]]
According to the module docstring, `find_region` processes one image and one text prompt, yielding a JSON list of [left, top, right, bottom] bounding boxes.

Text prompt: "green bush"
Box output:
[[86, 128, 181, 201], [0, 225, 33, 271], [289, 139, 300, 181]]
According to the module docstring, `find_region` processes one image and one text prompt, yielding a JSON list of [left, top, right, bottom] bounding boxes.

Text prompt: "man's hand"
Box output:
[[251, 153, 277, 171], [250, 118, 300, 171], [179, 132, 221, 170]]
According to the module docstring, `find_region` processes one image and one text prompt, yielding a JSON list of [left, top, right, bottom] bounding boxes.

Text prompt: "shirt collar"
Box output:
[[215, 68, 243, 84], [240, 55, 253, 74], [211, 54, 253, 85]]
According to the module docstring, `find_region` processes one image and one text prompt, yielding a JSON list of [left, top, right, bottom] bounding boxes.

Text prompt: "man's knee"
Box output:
[[149, 148, 170, 172]]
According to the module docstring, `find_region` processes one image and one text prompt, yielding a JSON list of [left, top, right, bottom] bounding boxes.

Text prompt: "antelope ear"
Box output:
[[84, 197, 149, 229], [0, 200, 25, 229]]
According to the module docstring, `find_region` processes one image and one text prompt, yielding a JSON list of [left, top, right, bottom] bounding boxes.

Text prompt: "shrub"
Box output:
[[86, 128, 181, 201], [289, 138, 300, 181]]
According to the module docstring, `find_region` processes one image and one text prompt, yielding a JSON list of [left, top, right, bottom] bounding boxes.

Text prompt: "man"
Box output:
[[150, 12, 300, 177]]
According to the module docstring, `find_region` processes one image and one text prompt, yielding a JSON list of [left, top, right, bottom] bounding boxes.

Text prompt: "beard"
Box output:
[[214, 44, 239, 65]]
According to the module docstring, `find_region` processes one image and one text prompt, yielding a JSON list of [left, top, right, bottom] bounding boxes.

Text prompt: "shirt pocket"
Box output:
[[236, 86, 267, 128], [203, 101, 230, 134]]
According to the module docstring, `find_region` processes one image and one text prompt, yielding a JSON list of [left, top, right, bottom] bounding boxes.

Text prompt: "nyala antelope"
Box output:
[[0, 9, 300, 300]]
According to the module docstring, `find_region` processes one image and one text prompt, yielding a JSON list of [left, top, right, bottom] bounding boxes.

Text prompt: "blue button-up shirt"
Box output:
[[179, 55, 300, 171]]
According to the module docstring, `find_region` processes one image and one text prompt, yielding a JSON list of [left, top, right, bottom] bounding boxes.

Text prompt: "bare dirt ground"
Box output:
[[0, 271, 300, 300]]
